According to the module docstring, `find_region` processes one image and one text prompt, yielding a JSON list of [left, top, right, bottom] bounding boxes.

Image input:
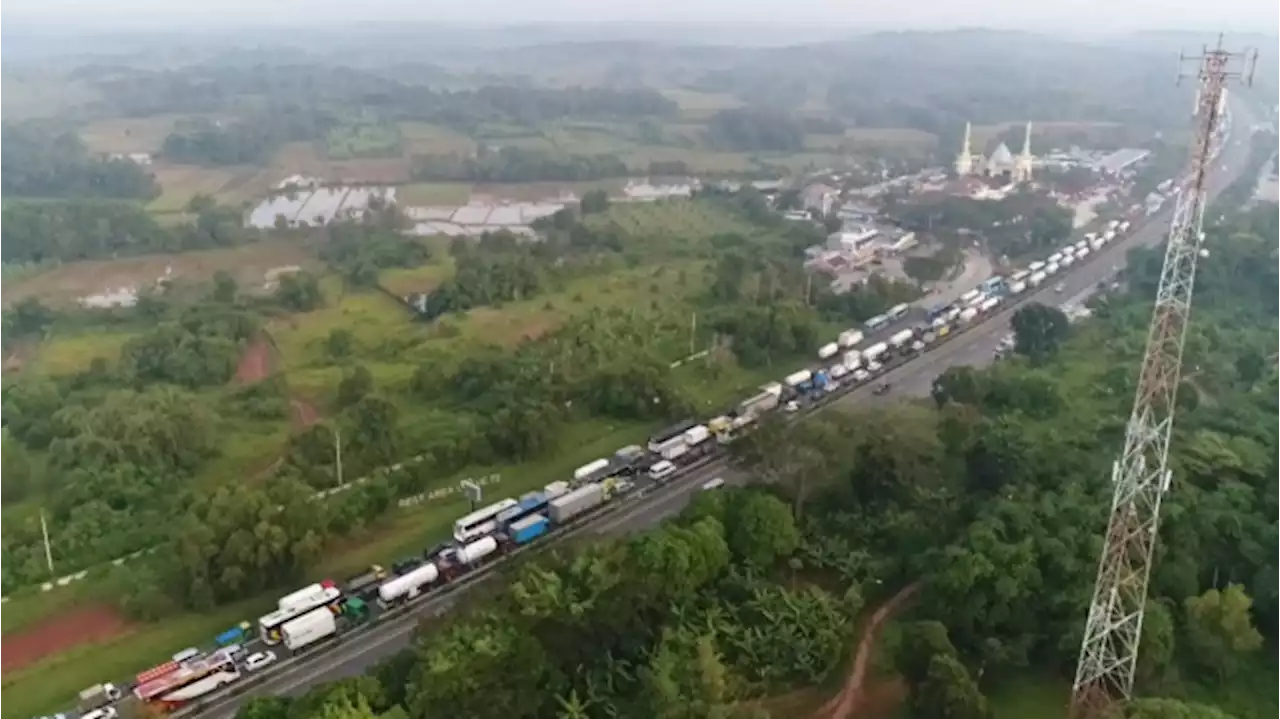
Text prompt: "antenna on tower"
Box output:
[[1068, 35, 1257, 719]]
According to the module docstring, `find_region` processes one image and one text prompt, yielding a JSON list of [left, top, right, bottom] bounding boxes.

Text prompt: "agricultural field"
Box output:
[[324, 121, 404, 160], [398, 122, 477, 155], [145, 164, 269, 214], [268, 142, 414, 185], [78, 115, 193, 155], [0, 241, 320, 308], [396, 182, 474, 206]]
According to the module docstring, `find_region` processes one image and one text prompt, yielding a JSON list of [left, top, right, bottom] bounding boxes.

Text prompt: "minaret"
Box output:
[[1014, 121, 1034, 183], [954, 121, 974, 177]]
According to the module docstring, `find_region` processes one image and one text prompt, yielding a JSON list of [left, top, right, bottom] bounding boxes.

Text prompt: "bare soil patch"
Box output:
[[1, 604, 132, 673], [292, 398, 321, 428], [235, 335, 274, 384], [813, 583, 919, 719]]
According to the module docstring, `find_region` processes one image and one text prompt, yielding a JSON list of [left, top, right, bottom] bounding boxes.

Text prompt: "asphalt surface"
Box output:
[[187, 106, 1258, 719]]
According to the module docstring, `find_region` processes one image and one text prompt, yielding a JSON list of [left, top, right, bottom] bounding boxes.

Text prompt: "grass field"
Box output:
[[325, 121, 403, 160], [78, 115, 193, 154], [26, 329, 138, 377], [398, 122, 476, 155], [146, 164, 251, 214], [396, 182, 474, 206], [269, 142, 413, 185], [1, 241, 319, 308], [842, 127, 939, 152]]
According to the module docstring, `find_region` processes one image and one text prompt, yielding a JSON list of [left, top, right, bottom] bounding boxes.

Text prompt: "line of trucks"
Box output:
[[68, 211, 1142, 719]]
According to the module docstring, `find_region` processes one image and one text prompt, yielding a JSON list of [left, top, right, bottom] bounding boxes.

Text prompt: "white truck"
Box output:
[[862, 342, 889, 362], [1008, 280, 1028, 295], [1045, 261, 1060, 275], [843, 350, 862, 371], [281, 610, 338, 652], [959, 289, 982, 305], [1029, 270, 1048, 287], [1048, 252, 1064, 264], [1092, 235, 1107, 250], [958, 307, 979, 324], [837, 329, 864, 349], [784, 370, 812, 388], [1028, 260, 1047, 272], [888, 329, 915, 349], [818, 342, 839, 360], [979, 297, 1000, 313], [79, 683, 123, 711], [1118, 220, 1131, 232], [1010, 270, 1031, 283]]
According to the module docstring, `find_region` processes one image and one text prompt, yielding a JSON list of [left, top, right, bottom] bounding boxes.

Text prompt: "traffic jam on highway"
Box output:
[[62, 186, 1179, 719]]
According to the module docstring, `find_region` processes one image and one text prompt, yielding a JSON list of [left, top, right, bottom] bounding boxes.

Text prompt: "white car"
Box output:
[[866, 361, 884, 374], [701, 477, 726, 491], [852, 369, 871, 383], [172, 647, 202, 663], [244, 651, 278, 672]]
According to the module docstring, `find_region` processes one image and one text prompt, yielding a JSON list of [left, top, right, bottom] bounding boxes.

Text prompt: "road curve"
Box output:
[[189, 104, 1258, 719]]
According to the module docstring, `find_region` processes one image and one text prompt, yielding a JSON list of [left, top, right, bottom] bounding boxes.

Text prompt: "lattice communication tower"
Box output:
[[1068, 36, 1258, 719]]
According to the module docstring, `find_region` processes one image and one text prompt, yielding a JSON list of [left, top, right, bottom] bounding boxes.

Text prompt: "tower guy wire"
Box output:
[[1068, 35, 1258, 719]]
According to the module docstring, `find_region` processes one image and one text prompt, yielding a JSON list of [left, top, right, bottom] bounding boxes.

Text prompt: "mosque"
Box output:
[[954, 121, 1035, 184]]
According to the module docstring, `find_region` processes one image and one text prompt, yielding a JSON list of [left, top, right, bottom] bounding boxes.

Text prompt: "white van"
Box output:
[[701, 477, 726, 491], [648, 460, 677, 481]]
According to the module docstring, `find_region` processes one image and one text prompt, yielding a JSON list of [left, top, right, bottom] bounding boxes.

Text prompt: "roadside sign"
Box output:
[[460, 479, 482, 508]]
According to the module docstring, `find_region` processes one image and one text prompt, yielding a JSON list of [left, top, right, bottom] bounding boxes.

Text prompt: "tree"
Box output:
[[212, 271, 238, 303], [336, 366, 374, 409], [932, 366, 988, 408], [580, 189, 610, 215], [909, 654, 990, 719], [276, 272, 324, 312], [724, 491, 800, 567], [1182, 584, 1264, 680], [1010, 302, 1070, 362], [1136, 599, 1176, 688], [327, 329, 355, 360], [1127, 699, 1241, 719]]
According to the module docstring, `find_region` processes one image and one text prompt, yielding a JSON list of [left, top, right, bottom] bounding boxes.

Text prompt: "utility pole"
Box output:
[[40, 510, 54, 575], [334, 427, 344, 487], [1069, 35, 1256, 719], [689, 312, 697, 357]]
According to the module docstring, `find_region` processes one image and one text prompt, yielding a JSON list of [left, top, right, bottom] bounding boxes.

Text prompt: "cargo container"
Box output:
[[843, 350, 862, 370], [79, 684, 123, 711], [959, 289, 982, 305], [215, 623, 251, 648], [660, 441, 689, 461], [1010, 270, 1030, 282], [508, 514, 549, 545], [1008, 280, 1027, 295], [544, 480, 571, 498], [959, 307, 979, 323], [648, 420, 698, 453], [549, 482, 606, 524], [377, 562, 440, 606], [1045, 261, 1060, 275], [1028, 261, 1046, 272], [888, 329, 914, 348], [282, 610, 337, 652], [838, 329, 864, 348], [573, 458, 609, 481], [1061, 255, 1076, 268], [1048, 252, 1064, 264], [1029, 270, 1047, 287], [739, 383, 782, 416], [818, 342, 839, 360], [863, 342, 889, 361], [684, 425, 711, 446], [979, 297, 1000, 313], [784, 369, 812, 388]]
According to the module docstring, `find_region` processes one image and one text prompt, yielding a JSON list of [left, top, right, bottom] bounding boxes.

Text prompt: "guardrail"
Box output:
[[92, 198, 1175, 719]]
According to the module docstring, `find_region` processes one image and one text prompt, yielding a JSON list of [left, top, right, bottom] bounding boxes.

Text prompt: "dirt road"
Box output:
[[813, 582, 920, 719]]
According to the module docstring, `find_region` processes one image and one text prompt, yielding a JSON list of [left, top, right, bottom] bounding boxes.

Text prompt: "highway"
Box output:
[[187, 105, 1258, 719]]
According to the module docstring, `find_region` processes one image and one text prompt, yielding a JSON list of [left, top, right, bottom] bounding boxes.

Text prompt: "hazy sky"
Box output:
[[2, 0, 1276, 34]]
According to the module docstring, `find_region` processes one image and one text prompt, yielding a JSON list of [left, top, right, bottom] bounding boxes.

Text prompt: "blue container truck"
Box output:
[[215, 622, 251, 647], [812, 371, 831, 394], [509, 514, 550, 545]]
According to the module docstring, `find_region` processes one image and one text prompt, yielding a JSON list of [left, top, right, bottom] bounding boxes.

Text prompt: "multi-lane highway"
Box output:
[[187, 105, 1259, 719]]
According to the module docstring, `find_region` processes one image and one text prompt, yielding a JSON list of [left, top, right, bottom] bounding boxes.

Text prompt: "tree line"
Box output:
[[884, 190, 1074, 260], [412, 145, 630, 183], [234, 204, 1276, 719], [1, 122, 158, 200], [1, 194, 259, 264]]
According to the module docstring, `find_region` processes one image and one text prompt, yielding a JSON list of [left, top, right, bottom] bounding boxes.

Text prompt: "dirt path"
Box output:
[[234, 334, 273, 384], [1, 604, 132, 673], [813, 582, 920, 719], [291, 398, 320, 428]]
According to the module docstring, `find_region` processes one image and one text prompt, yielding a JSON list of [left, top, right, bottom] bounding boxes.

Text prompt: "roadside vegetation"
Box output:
[[230, 204, 1277, 719]]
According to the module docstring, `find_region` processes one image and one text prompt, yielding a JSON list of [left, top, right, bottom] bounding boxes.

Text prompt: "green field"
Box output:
[[325, 121, 403, 160]]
